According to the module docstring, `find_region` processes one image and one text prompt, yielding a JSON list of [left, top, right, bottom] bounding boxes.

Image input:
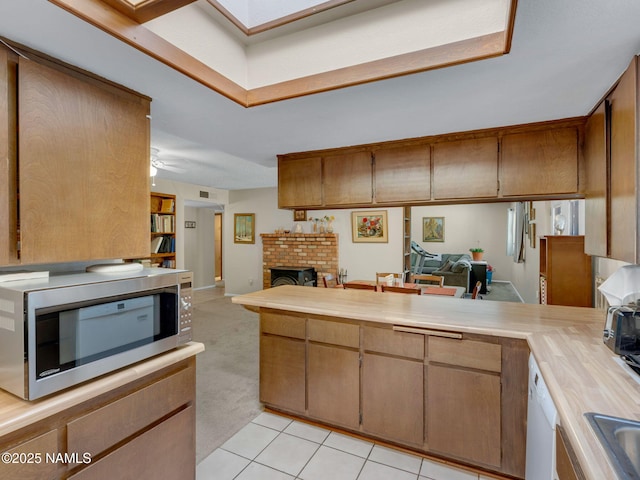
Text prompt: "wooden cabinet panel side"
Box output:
[[0, 46, 18, 266], [583, 102, 609, 257], [18, 58, 149, 264], [609, 57, 638, 263]]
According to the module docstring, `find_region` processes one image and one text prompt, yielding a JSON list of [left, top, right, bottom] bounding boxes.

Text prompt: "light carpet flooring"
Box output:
[[192, 285, 520, 479]]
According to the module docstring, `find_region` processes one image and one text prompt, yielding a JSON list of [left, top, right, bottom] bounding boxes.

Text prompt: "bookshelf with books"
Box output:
[[147, 192, 176, 268]]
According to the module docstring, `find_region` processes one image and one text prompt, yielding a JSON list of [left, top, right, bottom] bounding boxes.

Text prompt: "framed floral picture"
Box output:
[[423, 217, 444, 242], [351, 210, 388, 243], [234, 213, 255, 244]]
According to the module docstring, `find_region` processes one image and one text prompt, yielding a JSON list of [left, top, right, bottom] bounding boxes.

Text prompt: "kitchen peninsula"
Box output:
[[232, 286, 633, 480]]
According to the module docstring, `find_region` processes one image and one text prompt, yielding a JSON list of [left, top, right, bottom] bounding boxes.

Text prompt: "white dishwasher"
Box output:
[[525, 353, 558, 480]]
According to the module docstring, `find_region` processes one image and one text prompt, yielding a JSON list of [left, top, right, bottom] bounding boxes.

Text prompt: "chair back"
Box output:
[[343, 282, 376, 291], [322, 274, 338, 288], [471, 281, 482, 299], [375, 272, 403, 286], [381, 285, 422, 295], [410, 274, 444, 287]]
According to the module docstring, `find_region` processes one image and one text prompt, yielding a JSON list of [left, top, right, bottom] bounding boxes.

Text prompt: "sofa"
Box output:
[[410, 252, 472, 290]]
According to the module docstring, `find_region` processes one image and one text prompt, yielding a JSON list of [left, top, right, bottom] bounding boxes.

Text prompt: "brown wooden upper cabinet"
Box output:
[[277, 156, 323, 208], [500, 127, 579, 197], [583, 101, 608, 257], [0, 43, 150, 266], [374, 145, 430, 203], [323, 151, 372, 206], [433, 137, 498, 199], [609, 56, 638, 263]]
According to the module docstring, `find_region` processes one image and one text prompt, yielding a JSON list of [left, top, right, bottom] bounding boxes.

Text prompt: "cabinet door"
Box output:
[[308, 343, 360, 429], [583, 101, 608, 257], [323, 151, 372, 206], [18, 58, 150, 264], [278, 156, 323, 208], [609, 57, 638, 263], [433, 137, 498, 199], [501, 127, 578, 196], [362, 353, 423, 446], [0, 46, 17, 266], [0, 430, 58, 480], [374, 145, 430, 203], [260, 335, 306, 413], [427, 364, 501, 468], [69, 406, 194, 480]]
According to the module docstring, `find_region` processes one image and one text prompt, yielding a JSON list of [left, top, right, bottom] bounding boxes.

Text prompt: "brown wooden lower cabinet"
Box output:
[[556, 426, 584, 480], [427, 365, 501, 467], [258, 309, 528, 478], [69, 406, 194, 480], [308, 343, 359, 429], [260, 335, 306, 414], [361, 353, 424, 446], [0, 357, 197, 480]]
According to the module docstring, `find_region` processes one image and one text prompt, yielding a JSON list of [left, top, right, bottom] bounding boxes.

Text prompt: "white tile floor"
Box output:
[[197, 412, 498, 480]]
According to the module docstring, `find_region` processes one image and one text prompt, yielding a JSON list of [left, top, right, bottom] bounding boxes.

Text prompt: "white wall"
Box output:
[[410, 203, 510, 280], [224, 187, 406, 295], [184, 206, 216, 288], [225, 188, 294, 295]]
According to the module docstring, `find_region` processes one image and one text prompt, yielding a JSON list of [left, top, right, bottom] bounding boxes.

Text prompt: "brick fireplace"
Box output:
[[261, 233, 339, 288]]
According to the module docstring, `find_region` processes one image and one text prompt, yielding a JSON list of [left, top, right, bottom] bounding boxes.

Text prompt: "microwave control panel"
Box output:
[[178, 271, 193, 343]]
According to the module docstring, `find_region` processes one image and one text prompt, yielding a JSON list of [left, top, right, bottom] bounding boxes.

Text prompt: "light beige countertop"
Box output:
[[232, 286, 635, 480], [0, 342, 204, 438]]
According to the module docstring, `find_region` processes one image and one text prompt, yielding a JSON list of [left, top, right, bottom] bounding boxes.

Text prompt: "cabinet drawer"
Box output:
[[261, 311, 306, 339], [429, 337, 501, 373], [308, 318, 359, 348], [0, 429, 58, 480], [363, 326, 424, 359], [67, 364, 194, 457], [69, 405, 194, 480]]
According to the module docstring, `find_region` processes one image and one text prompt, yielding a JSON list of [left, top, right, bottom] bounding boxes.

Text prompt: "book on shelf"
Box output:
[[160, 198, 174, 213], [0, 270, 49, 283], [150, 236, 164, 254]]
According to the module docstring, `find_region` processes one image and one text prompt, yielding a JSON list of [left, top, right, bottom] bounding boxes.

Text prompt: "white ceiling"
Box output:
[[1, 0, 640, 190]]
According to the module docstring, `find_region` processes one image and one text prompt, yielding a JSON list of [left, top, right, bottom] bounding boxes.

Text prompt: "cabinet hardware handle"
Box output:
[[392, 326, 462, 339]]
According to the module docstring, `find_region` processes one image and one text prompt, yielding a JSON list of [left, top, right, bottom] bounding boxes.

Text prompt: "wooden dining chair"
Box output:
[[322, 274, 338, 288], [381, 285, 422, 295], [343, 282, 376, 291], [463, 281, 483, 299], [375, 272, 403, 286], [410, 274, 444, 287], [471, 281, 482, 299]]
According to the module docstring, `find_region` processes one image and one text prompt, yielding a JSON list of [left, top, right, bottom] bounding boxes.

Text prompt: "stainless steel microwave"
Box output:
[[0, 268, 193, 400]]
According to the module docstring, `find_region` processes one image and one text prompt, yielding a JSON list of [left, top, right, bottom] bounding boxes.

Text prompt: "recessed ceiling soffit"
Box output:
[[48, 0, 517, 107]]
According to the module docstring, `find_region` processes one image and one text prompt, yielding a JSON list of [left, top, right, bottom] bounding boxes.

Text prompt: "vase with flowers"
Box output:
[[324, 215, 335, 233]]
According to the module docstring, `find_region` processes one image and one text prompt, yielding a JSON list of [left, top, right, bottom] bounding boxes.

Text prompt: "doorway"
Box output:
[[215, 213, 223, 282]]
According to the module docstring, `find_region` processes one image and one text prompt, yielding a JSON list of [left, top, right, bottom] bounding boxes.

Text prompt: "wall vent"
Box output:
[[199, 191, 209, 198]]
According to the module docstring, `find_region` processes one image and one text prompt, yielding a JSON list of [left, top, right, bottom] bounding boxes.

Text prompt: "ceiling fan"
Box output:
[[150, 147, 187, 174]]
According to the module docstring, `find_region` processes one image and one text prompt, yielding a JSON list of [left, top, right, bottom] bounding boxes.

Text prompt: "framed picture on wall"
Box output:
[[293, 209, 307, 221], [423, 217, 444, 242], [351, 210, 388, 243], [234, 213, 255, 244]]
